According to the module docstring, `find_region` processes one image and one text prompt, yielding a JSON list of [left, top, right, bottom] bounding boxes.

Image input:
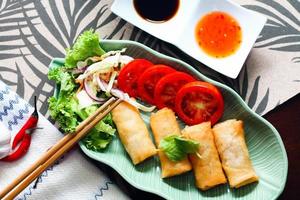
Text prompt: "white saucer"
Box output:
[[111, 0, 267, 78]]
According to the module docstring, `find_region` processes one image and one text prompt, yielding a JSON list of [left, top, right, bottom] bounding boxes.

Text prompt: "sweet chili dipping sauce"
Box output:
[[133, 0, 180, 23], [195, 11, 242, 58]]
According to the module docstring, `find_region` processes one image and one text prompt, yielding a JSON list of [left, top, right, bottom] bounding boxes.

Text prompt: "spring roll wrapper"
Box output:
[[182, 122, 227, 190], [112, 101, 157, 165], [150, 108, 192, 178], [213, 119, 259, 188]]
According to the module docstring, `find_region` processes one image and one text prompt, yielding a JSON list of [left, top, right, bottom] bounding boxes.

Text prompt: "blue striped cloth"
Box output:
[[0, 81, 129, 200]]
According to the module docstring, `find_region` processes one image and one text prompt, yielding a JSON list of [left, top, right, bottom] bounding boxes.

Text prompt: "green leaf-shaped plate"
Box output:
[[50, 40, 288, 200]]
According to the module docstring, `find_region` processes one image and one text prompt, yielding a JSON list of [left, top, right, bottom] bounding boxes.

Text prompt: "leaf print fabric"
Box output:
[[0, 0, 299, 116], [234, 0, 300, 115], [0, 0, 299, 199]]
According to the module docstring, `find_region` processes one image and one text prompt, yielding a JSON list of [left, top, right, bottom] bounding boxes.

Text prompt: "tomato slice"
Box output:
[[175, 81, 224, 125], [154, 72, 195, 110], [118, 59, 153, 97], [137, 65, 176, 104]]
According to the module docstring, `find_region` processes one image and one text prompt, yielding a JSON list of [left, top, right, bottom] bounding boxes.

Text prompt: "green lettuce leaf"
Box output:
[[48, 30, 114, 151], [174, 137, 199, 153], [48, 66, 76, 94], [49, 95, 116, 150], [77, 105, 115, 150], [94, 121, 115, 136], [159, 135, 183, 162], [82, 128, 112, 151], [159, 135, 200, 162], [82, 112, 116, 151], [48, 95, 79, 133], [48, 64, 78, 133], [83, 106, 115, 136], [48, 66, 62, 83], [65, 29, 106, 68]]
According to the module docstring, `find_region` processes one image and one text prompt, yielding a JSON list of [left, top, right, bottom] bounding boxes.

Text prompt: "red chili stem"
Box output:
[[32, 96, 38, 118]]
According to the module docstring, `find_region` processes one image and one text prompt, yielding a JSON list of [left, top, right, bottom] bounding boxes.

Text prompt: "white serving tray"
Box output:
[[111, 0, 266, 78]]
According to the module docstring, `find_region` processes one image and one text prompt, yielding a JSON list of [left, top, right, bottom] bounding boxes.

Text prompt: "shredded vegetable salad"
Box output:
[[48, 30, 155, 151]]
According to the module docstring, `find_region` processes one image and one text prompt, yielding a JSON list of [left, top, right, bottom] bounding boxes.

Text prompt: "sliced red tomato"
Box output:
[[154, 72, 195, 110], [118, 59, 153, 97], [175, 81, 224, 125], [137, 65, 176, 104]]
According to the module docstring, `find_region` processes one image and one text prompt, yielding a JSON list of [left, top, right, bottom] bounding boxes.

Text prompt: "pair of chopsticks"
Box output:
[[0, 97, 122, 200]]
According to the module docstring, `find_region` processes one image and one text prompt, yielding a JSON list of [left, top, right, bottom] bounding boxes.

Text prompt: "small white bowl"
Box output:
[[111, 0, 266, 78]]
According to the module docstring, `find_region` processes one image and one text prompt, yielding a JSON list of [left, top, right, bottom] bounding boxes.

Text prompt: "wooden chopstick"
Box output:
[[0, 97, 116, 199], [0, 97, 122, 200]]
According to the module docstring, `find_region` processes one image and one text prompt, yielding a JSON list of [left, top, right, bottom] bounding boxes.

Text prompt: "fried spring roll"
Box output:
[[212, 119, 259, 188], [150, 108, 192, 178], [112, 101, 157, 165], [182, 122, 227, 190]]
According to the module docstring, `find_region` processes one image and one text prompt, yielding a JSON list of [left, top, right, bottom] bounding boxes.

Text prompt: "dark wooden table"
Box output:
[[87, 93, 300, 200], [266, 94, 300, 200]]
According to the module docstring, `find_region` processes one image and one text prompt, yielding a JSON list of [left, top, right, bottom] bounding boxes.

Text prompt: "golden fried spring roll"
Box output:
[[150, 108, 192, 178], [212, 119, 259, 188], [182, 122, 227, 190], [112, 101, 157, 165]]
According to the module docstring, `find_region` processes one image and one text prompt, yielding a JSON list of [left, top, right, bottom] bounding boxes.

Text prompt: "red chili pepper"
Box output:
[[12, 96, 39, 149], [1, 131, 32, 162]]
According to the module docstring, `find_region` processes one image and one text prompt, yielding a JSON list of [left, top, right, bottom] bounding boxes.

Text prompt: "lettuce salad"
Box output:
[[48, 30, 199, 158], [48, 30, 125, 151]]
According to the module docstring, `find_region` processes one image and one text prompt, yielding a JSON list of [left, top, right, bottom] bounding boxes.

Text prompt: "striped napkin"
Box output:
[[0, 81, 129, 200]]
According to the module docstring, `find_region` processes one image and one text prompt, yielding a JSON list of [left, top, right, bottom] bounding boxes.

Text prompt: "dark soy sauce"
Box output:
[[133, 0, 180, 23]]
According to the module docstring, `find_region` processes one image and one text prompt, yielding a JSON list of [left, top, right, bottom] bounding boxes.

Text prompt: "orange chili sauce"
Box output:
[[195, 11, 242, 58]]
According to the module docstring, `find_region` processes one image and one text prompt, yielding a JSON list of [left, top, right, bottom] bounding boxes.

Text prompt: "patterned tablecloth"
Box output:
[[0, 0, 299, 199]]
